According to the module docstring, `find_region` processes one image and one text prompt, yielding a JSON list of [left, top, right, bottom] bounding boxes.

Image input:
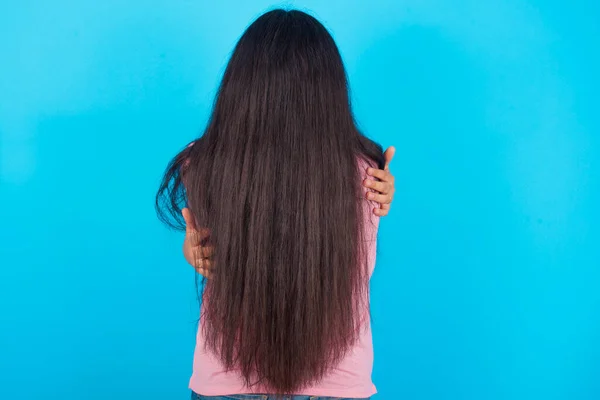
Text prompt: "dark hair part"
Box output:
[[156, 9, 383, 395]]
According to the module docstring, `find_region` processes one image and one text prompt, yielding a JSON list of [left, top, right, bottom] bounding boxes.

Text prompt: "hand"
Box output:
[[182, 208, 214, 278], [363, 146, 396, 216]]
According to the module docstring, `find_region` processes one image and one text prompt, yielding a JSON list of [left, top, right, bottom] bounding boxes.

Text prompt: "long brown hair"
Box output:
[[156, 9, 384, 394]]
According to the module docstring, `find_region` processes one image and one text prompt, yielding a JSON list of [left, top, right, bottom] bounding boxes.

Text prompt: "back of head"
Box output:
[[157, 9, 383, 394]]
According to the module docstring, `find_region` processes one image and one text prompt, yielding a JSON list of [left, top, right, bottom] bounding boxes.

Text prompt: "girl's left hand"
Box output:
[[363, 146, 396, 216], [182, 208, 214, 278]]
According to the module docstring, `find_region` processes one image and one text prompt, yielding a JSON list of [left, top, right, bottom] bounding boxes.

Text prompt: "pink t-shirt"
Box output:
[[189, 161, 380, 398]]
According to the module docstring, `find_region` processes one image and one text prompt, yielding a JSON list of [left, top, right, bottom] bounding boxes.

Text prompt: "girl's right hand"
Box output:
[[182, 208, 214, 278]]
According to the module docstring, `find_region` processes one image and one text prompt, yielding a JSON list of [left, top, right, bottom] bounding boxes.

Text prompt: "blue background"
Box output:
[[0, 1, 598, 399]]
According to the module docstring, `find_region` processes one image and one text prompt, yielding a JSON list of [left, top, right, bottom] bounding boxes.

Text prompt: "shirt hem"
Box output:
[[189, 382, 377, 398]]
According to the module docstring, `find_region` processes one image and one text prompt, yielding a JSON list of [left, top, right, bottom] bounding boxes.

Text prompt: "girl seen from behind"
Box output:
[[157, 9, 396, 400]]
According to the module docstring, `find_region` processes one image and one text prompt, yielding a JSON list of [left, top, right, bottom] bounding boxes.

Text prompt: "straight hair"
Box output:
[[157, 9, 384, 394]]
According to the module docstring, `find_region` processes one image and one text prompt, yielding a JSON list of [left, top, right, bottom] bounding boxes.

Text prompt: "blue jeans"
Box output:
[[191, 392, 370, 400]]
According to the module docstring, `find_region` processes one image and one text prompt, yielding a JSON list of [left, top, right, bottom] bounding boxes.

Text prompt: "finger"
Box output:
[[374, 202, 391, 216], [196, 267, 213, 279], [197, 245, 215, 259], [192, 245, 213, 262], [188, 227, 211, 247], [366, 167, 392, 182], [383, 146, 396, 170], [197, 228, 211, 241], [183, 209, 211, 240], [374, 207, 390, 216], [182, 208, 197, 232], [364, 178, 392, 195], [194, 260, 214, 278], [195, 258, 213, 270], [366, 191, 393, 205]]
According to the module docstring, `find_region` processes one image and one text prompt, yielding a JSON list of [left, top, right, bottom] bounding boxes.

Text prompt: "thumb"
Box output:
[[383, 146, 396, 171], [182, 208, 197, 232]]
